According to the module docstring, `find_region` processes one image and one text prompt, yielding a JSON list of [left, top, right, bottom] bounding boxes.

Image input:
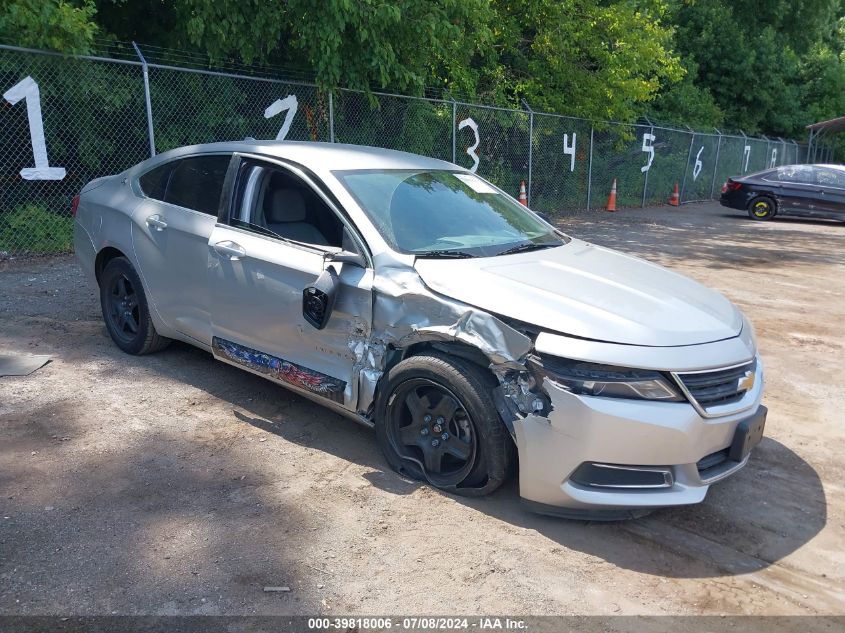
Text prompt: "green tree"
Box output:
[[0, 0, 98, 53]]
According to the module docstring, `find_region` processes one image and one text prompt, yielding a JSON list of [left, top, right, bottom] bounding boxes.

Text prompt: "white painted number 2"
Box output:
[[743, 145, 751, 172], [641, 133, 655, 173], [563, 133, 576, 172], [693, 146, 704, 181], [458, 118, 480, 173], [264, 94, 298, 140], [3, 76, 66, 180]]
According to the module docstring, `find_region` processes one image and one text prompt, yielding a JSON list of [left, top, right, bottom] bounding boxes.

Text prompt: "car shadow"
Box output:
[[140, 342, 827, 581]]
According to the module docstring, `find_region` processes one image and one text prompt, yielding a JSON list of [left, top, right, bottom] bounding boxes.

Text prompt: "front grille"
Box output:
[[677, 360, 756, 410]]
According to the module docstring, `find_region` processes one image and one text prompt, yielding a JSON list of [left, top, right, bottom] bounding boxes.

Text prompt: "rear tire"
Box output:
[[748, 196, 777, 221], [99, 257, 170, 355], [375, 352, 513, 497]]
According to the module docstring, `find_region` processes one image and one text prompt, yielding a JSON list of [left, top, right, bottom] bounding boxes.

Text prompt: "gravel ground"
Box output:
[[0, 202, 843, 616]]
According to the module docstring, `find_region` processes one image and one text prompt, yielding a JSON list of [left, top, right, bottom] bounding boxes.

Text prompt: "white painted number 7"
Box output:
[[264, 94, 298, 140], [3, 76, 66, 180]]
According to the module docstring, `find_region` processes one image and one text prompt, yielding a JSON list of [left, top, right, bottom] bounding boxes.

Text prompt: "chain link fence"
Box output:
[[1, 43, 826, 256]]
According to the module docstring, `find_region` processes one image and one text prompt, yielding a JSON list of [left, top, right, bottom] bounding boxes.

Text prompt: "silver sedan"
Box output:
[[74, 141, 766, 519]]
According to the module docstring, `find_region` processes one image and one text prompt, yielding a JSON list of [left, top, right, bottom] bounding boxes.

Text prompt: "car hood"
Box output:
[[413, 239, 743, 347]]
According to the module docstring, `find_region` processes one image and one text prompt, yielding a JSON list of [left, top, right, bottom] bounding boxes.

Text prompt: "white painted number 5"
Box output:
[[264, 94, 298, 140], [641, 133, 655, 173], [458, 117, 480, 173], [3, 76, 66, 180]]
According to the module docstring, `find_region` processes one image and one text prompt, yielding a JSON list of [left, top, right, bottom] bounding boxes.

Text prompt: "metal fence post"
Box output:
[[448, 95, 457, 164], [679, 129, 695, 203], [328, 90, 335, 143], [710, 128, 722, 199], [522, 100, 534, 206], [739, 131, 748, 172], [586, 126, 594, 211], [132, 42, 156, 157]]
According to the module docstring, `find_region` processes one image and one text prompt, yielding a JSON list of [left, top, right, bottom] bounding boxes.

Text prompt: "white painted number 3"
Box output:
[[458, 117, 480, 173], [641, 133, 655, 173], [3, 76, 66, 180], [264, 94, 298, 140]]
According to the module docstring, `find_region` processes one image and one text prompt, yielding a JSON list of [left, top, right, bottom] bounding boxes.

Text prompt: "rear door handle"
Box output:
[[213, 240, 246, 260], [146, 214, 168, 231]]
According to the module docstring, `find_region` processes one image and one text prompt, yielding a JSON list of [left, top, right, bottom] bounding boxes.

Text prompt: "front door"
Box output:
[[131, 153, 232, 345], [813, 167, 845, 218], [207, 156, 373, 411]]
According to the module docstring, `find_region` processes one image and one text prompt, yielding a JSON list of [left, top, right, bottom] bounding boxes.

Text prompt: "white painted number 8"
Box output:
[[458, 117, 480, 173], [3, 76, 66, 180], [264, 94, 298, 140]]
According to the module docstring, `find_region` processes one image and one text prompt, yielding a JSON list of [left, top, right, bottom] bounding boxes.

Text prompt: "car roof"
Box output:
[[148, 140, 456, 172]]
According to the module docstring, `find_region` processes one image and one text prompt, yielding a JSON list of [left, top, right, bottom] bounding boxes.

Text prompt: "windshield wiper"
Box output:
[[497, 241, 558, 256], [414, 250, 476, 259]]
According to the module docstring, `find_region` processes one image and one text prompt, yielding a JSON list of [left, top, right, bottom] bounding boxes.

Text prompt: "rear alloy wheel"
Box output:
[[100, 257, 170, 355], [748, 196, 777, 221], [375, 352, 513, 496]]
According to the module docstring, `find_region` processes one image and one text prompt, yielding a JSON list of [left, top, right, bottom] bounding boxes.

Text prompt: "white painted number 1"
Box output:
[[641, 133, 655, 173], [743, 145, 751, 172], [3, 76, 66, 180], [458, 117, 480, 173], [693, 146, 704, 181], [563, 133, 576, 172], [264, 94, 298, 140]]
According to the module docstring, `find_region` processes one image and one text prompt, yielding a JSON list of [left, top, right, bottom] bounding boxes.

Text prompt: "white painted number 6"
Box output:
[[3, 76, 66, 180], [693, 146, 704, 181], [458, 117, 480, 173], [641, 133, 655, 173], [264, 94, 298, 140]]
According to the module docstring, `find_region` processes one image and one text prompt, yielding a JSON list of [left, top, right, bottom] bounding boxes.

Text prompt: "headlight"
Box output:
[[531, 355, 684, 402]]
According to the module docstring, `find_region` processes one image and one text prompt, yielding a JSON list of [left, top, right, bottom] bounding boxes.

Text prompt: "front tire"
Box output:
[[375, 352, 513, 496], [99, 256, 170, 355], [748, 196, 777, 221]]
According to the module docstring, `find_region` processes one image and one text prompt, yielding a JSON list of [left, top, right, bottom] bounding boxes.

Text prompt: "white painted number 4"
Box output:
[[264, 94, 298, 140], [3, 76, 66, 180]]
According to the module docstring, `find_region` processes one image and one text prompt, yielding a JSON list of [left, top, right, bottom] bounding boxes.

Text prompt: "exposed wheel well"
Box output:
[[94, 246, 127, 285]]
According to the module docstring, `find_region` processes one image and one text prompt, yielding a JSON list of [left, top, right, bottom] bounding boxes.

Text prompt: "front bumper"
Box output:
[[514, 359, 764, 519]]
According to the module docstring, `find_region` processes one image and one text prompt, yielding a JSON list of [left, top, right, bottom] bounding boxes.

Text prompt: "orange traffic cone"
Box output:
[[518, 180, 528, 206], [606, 178, 617, 212], [668, 182, 680, 206]]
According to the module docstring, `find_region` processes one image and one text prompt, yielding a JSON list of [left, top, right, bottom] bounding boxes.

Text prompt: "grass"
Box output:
[[0, 204, 74, 255]]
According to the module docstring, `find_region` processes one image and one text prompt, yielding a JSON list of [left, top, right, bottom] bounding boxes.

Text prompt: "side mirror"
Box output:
[[302, 266, 339, 330]]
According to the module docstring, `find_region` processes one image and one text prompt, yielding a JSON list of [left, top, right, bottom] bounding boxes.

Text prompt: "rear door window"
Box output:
[[139, 155, 231, 216], [164, 155, 232, 215], [775, 166, 815, 184]]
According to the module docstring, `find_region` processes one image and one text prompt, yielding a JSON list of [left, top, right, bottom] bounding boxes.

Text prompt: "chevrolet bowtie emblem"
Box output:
[[738, 370, 756, 392]]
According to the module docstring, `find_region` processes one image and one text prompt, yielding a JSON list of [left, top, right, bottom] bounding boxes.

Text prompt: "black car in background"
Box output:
[[720, 164, 845, 221]]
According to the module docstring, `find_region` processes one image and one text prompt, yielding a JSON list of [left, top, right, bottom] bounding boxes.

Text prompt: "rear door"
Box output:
[[813, 167, 845, 217], [131, 153, 232, 345], [207, 155, 373, 411]]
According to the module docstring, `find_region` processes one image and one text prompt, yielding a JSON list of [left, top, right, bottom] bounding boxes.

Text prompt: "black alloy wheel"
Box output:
[[385, 378, 477, 487]]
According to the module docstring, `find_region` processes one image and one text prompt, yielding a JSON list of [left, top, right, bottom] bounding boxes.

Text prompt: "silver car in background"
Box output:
[[74, 141, 766, 519]]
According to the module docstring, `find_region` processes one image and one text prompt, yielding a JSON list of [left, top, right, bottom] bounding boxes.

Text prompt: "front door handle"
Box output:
[[146, 214, 168, 231], [213, 240, 246, 260]]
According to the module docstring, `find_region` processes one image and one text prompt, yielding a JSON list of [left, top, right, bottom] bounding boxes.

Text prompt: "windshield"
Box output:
[[333, 169, 563, 257]]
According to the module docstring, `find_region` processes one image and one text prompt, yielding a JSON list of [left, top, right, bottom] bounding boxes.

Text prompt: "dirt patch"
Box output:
[[1, 202, 843, 615]]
